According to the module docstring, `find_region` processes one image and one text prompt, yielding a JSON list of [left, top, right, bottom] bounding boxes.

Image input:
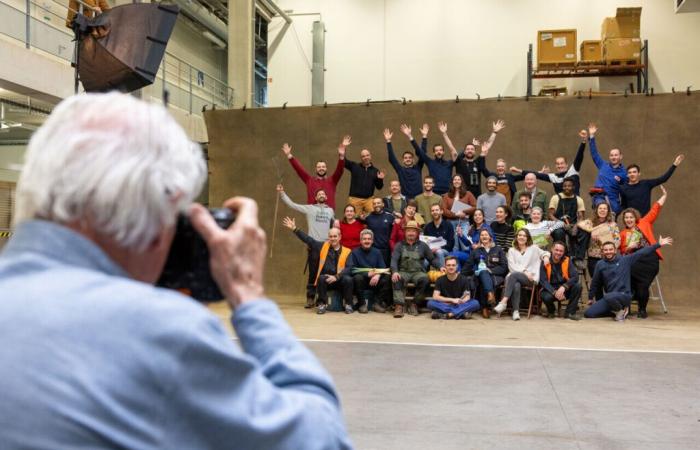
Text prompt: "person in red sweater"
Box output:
[[281, 135, 349, 209], [389, 199, 425, 252], [619, 185, 667, 318], [336, 204, 365, 250]]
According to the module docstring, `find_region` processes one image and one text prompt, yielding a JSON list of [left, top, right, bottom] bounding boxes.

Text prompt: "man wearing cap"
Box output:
[[390, 220, 440, 318]]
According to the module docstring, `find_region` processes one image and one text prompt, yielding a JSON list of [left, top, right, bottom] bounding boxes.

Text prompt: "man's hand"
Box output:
[[674, 154, 685, 166], [555, 286, 566, 301], [492, 119, 506, 133], [579, 129, 588, 142], [392, 272, 401, 283], [276, 184, 284, 193], [282, 216, 296, 231], [400, 123, 412, 138], [190, 198, 266, 308], [420, 123, 429, 138], [658, 235, 673, 247], [383, 128, 393, 142], [282, 143, 293, 159], [341, 134, 352, 147], [472, 138, 481, 147], [614, 175, 621, 183], [541, 165, 550, 173], [481, 140, 491, 155], [510, 166, 522, 173], [377, 170, 385, 180], [588, 123, 597, 137], [438, 121, 448, 134], [325, 275, 337, 284], [369, 274, 380, 287]]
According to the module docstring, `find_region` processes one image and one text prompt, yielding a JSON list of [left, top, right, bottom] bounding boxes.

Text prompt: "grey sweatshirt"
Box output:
[[281, 192, 335, 241]]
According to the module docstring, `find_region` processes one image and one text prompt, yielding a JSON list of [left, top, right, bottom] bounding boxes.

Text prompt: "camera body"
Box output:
[[156, 208, 235, 302]]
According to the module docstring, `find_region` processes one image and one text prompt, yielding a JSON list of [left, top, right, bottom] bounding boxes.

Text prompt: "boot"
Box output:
[[482, 307, 491, 319], [487, 292, 496, 306], [393, 304, 404, 318], [407, 302, 419, 316], [372, 302, 386, 313], [358, 299, 369, 314], [304, 297, 315, 309]]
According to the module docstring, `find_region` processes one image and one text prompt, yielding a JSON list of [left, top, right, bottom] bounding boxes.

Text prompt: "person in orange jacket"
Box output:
[[619, 185, 667, 318], [66, 0, 110, 28]]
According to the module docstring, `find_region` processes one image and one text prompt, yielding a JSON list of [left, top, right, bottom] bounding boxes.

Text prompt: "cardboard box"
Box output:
[[603, 38, 641, 62], [601, 7, 641, 40], [580, 40, 602, 62], [537, 29, 577, 66]]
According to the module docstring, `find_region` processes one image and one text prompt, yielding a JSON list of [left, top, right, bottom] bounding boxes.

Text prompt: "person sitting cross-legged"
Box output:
[[427, 256, 480, 320], [341, 229, 391, 314], [283, 217, 353, 315], [461, 229, 508, 318], [390, 220, 440, 318], [539, 241, 582, 320], [584, 236, 673, 321]]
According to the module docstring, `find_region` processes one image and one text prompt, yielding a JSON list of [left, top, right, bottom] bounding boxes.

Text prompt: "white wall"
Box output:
[[267, 0, 700, 106]]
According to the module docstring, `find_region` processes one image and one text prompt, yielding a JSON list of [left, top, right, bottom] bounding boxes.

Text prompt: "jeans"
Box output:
[[540, 283, 582, 316], [433, 249, 449, 268], [352, 273, 391, 306], [503, 272, 533, 311], [427, 299, 481, 317], [584, 292, 632, 318]]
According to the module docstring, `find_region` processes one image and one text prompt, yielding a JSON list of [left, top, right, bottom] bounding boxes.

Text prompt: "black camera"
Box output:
[[156, 208, 235, 302]]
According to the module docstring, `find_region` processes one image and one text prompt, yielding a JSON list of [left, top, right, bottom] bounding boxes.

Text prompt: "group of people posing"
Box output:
[[277, 121, 682, 322]]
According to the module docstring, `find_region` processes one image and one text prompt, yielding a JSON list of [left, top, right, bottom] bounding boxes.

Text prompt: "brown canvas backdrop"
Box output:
[[205, 94, 700, 304]]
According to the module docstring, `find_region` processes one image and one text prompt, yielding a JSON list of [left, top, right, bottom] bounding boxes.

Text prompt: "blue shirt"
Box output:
[[411, 138, 454, 195], [0, 220, 352, 450], [423, 219, 455, 251], [364, 211, 395, 250], [588, 244, 660, 300], [589, 137, 627, 212], [387, 141, 424, 199]]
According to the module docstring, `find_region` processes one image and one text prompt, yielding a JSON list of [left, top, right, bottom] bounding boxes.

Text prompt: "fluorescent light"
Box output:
[[202, 30, 227, 49]]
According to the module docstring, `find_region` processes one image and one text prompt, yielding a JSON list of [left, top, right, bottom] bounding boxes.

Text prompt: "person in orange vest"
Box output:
[[282, 217, 353, 315], [539, 241, 582, 320]]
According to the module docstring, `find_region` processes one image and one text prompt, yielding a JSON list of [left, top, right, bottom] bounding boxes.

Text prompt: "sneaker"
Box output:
[[317, 304, 326, 315], [637, 309, 648, 319], [393, 304, 404, 318], [614, 307, 629, 322], [407, 302, 419, 316], [462, 312, 473, 320], [372, 303, 386, 313], [345, 304, 354, 314], [512, 311, 520, 321], [304, 297, 315, 309], [566, 313, 581, 321], [358, 300, 369, 314], [493, 301, 507, 316]]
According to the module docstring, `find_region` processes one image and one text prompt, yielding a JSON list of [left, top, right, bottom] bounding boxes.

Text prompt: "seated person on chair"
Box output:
[[493, 229, 550, 321], [390, 220, 440, 319], [427, 256, 480, 320], [584, 237, 672, 321], [341, 229, 391, 314], [618, 186, 668, 319], [539, 241, 581, 320], [548, 177, 586, 262], [283, 218, 353, 315], [461, 229, 508, 319]]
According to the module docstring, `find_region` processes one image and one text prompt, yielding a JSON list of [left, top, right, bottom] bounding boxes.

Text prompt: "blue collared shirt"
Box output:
[[0, 220, 352, 450]]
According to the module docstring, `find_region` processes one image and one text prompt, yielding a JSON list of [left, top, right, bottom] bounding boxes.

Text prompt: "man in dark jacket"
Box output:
[[620, 154, 683, 216], [539, 241, 581, 320], [363, 197, 395, 267], [341, 229, 391, 313], [461, 229, 508, 318], [584, 236, 672, 321], [344, 148, 384, 216], [384, 126, 424, 199], [407, 122, 455, 195]]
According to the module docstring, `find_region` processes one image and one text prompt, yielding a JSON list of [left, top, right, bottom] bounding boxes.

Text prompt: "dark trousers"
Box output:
[[352, 273, 391, 306], [586, 257, 603, 298], [540, 283, 582, 316], [317, 274, 354, 305], [552, 227, 588, 261], [392, 271, 429, 305], [584, 292, 632, 318], [306, 249, 320, 301], [377, 247, 391, 268], [631, 251, 659, 311], [474, 271, 504, 309]]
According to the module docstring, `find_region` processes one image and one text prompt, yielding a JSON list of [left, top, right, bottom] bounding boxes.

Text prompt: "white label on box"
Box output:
[[633, 52, 640, 57], [541, 33, 553, 40], [565, 53, 575, 59], [553, 37, 567, 47]]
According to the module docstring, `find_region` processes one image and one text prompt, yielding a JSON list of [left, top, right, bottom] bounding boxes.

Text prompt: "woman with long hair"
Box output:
[[524, 206, 564, 250], [619, 186, 667, 318], [440, 174, 477, 223], [462, 229, 508, 318], [337, 204, 365, 250], [578, 202, 620, 287], [493, 228, 550, 320], [491, 205, 515, 252]]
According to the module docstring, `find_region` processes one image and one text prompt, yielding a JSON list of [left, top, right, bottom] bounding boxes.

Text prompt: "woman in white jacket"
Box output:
[[494, 228, 550, 320]]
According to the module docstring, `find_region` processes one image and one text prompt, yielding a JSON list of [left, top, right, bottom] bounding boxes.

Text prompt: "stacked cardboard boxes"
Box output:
[[601, 7, 642, 65]]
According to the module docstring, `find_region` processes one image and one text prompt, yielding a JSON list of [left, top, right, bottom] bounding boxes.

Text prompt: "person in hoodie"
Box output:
[[384, 126, 424, 199]]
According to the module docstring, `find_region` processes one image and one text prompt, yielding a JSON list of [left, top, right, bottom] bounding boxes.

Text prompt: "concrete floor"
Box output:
[[210, 296, 700, 449]]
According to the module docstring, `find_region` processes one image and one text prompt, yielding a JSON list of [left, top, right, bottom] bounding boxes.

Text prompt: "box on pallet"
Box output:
[[603, 38, 641, 63], [580, 40, 602, 62], [601, 7, 641, 40], [537, 29, 577, 66]]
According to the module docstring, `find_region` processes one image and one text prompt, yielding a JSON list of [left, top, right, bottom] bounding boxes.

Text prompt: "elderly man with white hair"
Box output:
[[0, 93, 352, 450], [511, 172, 548, 218]]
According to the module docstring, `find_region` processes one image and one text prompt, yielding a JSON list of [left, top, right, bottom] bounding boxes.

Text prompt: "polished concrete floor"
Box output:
[[211, 296, 700, 449]]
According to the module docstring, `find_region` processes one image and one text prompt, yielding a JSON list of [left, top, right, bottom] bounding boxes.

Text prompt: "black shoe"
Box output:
[[304, 297, 315, 309], [637, 309, 648, 319], [566, 313, 581, 321], [431, 311, 440, 320], [547, 312, 556, 319]]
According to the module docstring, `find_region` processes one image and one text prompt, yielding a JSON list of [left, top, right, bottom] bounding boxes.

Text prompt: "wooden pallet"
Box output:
[[606, 58, 640, 67], [578, 60, 605, 67], [537, 61, 577, 70]]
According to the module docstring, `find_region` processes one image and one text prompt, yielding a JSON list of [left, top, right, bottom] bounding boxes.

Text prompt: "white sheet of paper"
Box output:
[[451, 199, 471, 214]]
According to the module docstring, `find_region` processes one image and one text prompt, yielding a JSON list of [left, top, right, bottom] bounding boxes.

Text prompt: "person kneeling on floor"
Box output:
[[340, 229, 391, 313], [584, 236, 673, 322], [390, 220, 441, 318], [539, 241, 582, 320], [428, 256, 480, 320]]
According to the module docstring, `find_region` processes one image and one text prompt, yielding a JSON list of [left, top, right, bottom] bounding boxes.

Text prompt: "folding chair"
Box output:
[[649, 276, 668, 314]]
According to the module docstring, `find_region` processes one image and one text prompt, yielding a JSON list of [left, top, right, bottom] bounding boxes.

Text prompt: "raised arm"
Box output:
[[420, 123, 429, 153], [283, 143, 311, 183], [375, 169, 385, 190], [278, 184, 311, 215], [572, 130, 588, 171], [649, 155, 683, 187], [331, 136, 350, 184], [483, 119, 505, 148], [384, 128, 401, 171], [587, 123, 604, 169], [439, 121, 459, 161]]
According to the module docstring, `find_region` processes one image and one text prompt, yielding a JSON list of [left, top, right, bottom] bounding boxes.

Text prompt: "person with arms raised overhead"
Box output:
[[384, 125, 424, 199], [409, 121, 457, 195], [587, 123, 627, 214], [0, 93, 352, 450]]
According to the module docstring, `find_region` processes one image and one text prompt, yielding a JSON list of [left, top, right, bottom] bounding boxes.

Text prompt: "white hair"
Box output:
[[15, 93, 206, 252]]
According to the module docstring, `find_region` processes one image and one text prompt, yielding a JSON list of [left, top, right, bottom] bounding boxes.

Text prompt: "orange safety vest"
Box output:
[[544, 257, 570, 282], [314, 243, 351, 285]]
